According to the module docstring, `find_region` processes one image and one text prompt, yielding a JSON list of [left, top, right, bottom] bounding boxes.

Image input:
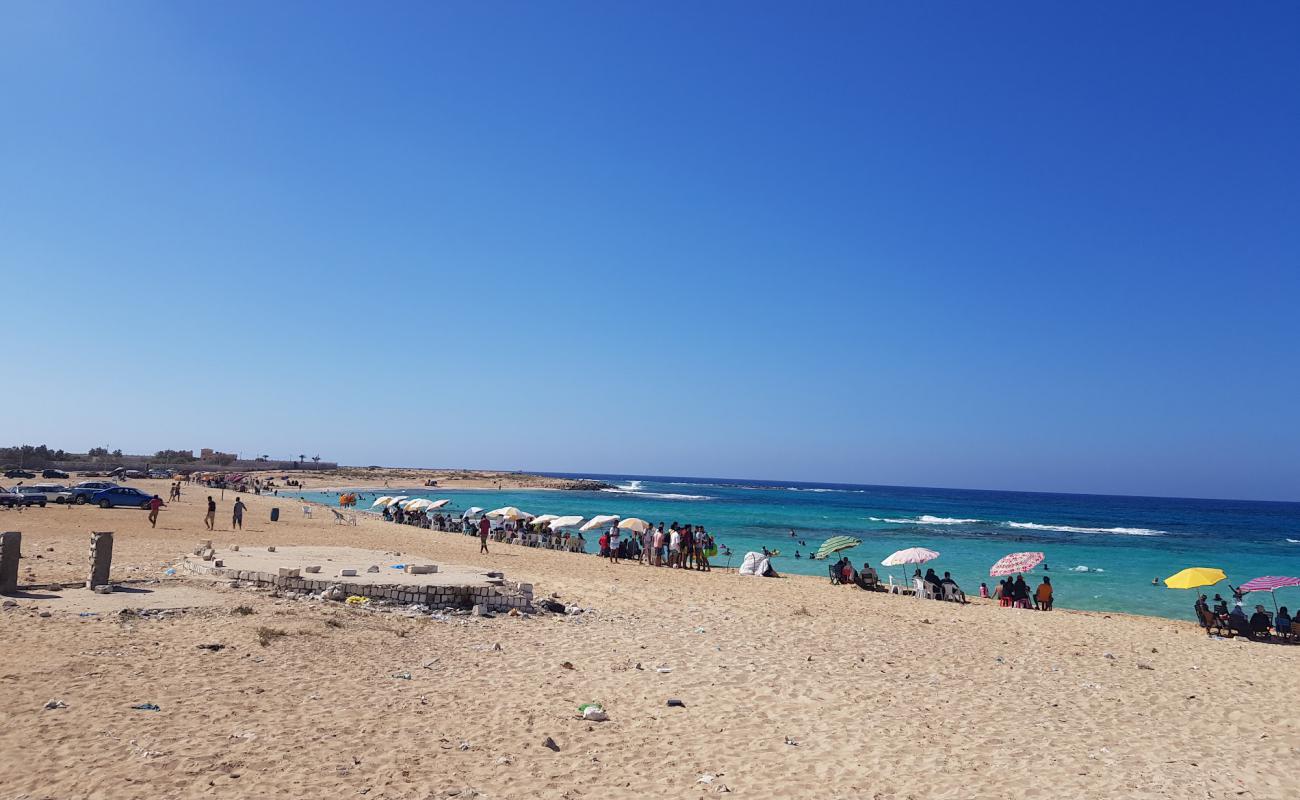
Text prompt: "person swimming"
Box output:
[[794, 551, 801, 559]]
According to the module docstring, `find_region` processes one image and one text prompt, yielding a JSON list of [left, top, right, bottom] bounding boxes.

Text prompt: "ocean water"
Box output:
[[291, 474, 1300, 621]]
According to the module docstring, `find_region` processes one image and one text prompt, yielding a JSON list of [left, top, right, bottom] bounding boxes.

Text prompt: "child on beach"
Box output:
[[147, 495, 165, 528]]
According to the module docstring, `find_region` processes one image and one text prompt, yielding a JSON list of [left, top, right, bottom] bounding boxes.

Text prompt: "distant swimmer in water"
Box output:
[[1151, 577, 1160, 585], [789, 529, 796, 537], [794, 551, 801, 559], [1043, 563, 1049, 571]]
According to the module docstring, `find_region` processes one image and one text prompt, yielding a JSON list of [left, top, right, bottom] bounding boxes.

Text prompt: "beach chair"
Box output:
[[913, 577, 933, 600], [301, 505, 313, 518], [1197, 608, 1232, 637], [942, 584, 965, 603], [829, 564, 842, 585]]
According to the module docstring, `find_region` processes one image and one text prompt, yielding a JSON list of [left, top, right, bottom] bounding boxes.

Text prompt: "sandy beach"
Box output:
[[2, 480, 1298, 800]]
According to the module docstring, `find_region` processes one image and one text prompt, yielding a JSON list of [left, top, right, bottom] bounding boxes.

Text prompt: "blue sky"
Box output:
[[2, 2, 1297, 501]]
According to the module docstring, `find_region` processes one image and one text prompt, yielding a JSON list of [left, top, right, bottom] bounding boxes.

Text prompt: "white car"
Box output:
[[16, 484, 72, 503]]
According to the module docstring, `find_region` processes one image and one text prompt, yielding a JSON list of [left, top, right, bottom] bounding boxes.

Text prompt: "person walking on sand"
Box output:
[[147, 495, 165, 528], [478, 516, 491, 553], [204, 496, 216, 530], [232, 496, 246, 530]]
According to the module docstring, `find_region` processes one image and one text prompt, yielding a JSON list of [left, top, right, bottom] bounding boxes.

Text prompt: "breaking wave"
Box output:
[[600, 487, 712, 501], [1002, 522, 1164, 536], [869, 515, 983, 525]]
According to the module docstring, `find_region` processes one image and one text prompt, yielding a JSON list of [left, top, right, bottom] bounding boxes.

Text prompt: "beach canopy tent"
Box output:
[[548, 515, 585, 530], [1239, 576, 1300, 611], [580, 514, 620, 532], [990, 551, 1045, 577], [881, 547, 940, 567], [738, 551, 779, 577], [461, 507, 485, 519], [1163, 567, 1226, 590], [371, 496, 394, 508], [812, 536, 861, 560], [486, 506, 533, 521], [619, 518, 651, 534]]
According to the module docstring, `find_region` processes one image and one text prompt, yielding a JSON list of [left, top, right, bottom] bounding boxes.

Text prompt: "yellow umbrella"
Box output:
[[1163, 567, 1226, 590]]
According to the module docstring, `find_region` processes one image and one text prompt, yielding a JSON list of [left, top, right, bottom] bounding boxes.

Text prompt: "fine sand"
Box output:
[[1, 480, 1297, 799]]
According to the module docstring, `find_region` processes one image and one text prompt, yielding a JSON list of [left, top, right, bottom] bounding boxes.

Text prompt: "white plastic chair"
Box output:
[[302, 505, 313, 518]]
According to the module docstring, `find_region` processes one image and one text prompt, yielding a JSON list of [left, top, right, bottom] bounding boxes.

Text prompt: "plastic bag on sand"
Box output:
[[578, 702, 608, 722]]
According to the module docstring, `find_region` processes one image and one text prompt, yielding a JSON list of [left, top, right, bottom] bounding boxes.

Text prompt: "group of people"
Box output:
[[829, 557, 880, 590], [597, 522, 720, 570], [1195, 593, 1292, 640], [980, 575, 1053, 610]]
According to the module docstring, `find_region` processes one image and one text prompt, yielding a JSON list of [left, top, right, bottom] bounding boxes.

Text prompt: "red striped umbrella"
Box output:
[[990, 551, 1045, 577], [1240, 576, 1300, 613], [1239, 576, 1300, 592]]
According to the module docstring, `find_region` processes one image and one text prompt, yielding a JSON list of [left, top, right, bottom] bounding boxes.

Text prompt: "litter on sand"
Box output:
[[130, 703, 161, 712]]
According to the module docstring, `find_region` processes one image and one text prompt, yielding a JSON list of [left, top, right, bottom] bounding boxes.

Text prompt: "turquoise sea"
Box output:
[[291, 474, 1300, 622]]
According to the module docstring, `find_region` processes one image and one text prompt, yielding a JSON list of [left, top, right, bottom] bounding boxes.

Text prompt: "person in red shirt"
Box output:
[[478, 516, 491, 554], [147, 495, 166, 528]]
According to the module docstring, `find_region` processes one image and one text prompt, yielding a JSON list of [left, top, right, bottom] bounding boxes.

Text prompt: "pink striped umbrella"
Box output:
[[990, 551, 1045, 577], [1239, 576, 1300, 592], [1240, 576, 1300, 612]]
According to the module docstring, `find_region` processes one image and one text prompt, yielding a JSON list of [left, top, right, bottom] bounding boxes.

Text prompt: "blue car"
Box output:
[[91, 486, 154, 509]]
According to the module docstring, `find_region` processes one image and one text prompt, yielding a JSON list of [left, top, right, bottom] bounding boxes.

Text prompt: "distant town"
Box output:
[[0, 444, 338, 473]]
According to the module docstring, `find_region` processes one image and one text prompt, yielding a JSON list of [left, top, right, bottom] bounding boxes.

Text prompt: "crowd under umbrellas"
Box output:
[[370, 498, 727, 570], [1166, 567, 1300, 641]]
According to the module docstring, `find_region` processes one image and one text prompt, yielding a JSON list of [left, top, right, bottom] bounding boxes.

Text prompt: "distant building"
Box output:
[[200, 448, 236, 461]]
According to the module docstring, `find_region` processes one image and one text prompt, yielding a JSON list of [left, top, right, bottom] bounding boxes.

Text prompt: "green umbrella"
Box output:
[[813, 535, 862, 560]]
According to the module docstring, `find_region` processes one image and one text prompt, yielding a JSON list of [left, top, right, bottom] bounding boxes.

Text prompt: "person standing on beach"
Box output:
[[232, 496, 246, 530], [652, 524, 665, 566], [668, 525, 681, 568], [478, 516, 491, 553], [607, 524, 621, 564], [204, 496, 216, 530], [147, 495, 165, 528]]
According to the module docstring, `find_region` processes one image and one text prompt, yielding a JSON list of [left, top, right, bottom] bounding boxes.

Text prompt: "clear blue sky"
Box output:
[[2, 2, 1297, 501]]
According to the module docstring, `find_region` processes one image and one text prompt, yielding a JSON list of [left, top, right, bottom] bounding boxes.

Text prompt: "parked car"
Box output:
[[147, 469, 173, 479], [80, 470, 106, 477], [17, 484, 71, 503], [68, 481, 120, 504], [1, 487, 46, 507], [4, 469, 36, 479], [90, 486, 154, 509], [42, 469, 70, 479]]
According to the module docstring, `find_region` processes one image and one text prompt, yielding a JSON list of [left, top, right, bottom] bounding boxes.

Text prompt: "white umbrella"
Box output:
[[404, 499, 432, 511], [461, 506, 485, 519], [618, 518, 650, 534], [385, 495, 409, 508], [881, 547, 940, 566], [548, 515, 585, 530], [371, 496, 394, 508], [427, 499, 450, 509], [580, 514, 620, 532], [531, 514, 560, 526], [486, 506, 533, 521]]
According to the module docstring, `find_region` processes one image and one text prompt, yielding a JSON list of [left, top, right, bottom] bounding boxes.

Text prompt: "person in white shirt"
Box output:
[[607, 525, 621, 564], [669, 526, 682, 568]]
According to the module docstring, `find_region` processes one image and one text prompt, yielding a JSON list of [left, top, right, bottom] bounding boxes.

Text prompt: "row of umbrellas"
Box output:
[[456, 507, 653, 535], [813, 537, 1046, 578], [372, 496, 451, 512]]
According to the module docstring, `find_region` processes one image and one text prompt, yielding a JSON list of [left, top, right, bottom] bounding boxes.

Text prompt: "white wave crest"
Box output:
[[868, 515, 982, 525], [1288, 538, 1300, 544], [599, 488, 712, 501], [1070, 565, 1105, 573], [1002, 521, 1163, 536]]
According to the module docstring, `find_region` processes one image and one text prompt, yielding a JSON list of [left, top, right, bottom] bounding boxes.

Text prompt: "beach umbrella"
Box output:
[[404, 499, 433, 511], [881, 547, 940, 567], [619, 518, 651, 534], [531, 514, 560, 527], [486, 506, 533, 521], [549, 515, 585, 530], [385, 496, 409, 508], [990, 551, 1045, 577], [580, 514, 620, 532], [1163, 567, 1226, 591], [1238, 576, 1300, 612], [427, 499, 450, 509], [371, 496, 394, 508], [461, 506, 485, 519], [812, 536, 862, 560]]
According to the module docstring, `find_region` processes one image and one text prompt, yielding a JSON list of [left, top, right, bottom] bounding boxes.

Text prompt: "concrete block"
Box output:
[[267, 546, 276, 552], [214, 560, 224, 568], [339, 569, 357, 577], [278, 568, 300, 578], [0, 532, 20, 595], [88, 531, 113, 589], [304, 565, 321, 574]]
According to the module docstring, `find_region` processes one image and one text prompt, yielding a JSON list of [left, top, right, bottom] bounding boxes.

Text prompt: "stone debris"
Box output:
[[43, 699, 67, 710]]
